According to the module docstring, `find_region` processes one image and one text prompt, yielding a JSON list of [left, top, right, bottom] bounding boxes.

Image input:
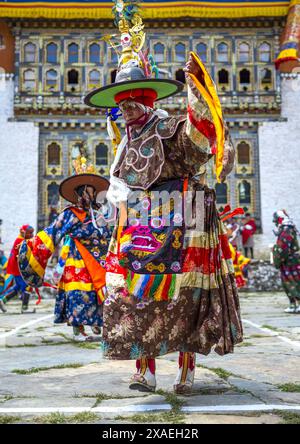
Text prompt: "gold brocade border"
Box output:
[[0, 3, 291, 20]]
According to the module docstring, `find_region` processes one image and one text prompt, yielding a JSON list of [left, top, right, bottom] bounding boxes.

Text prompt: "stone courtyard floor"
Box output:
[[0, 291, 300, 424]]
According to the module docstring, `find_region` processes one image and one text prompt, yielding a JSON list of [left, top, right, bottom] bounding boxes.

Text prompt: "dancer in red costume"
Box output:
[[0, 225, 34, 313]]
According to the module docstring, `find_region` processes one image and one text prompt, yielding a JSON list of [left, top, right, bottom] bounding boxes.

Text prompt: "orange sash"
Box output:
[[70, 207, 106, 303]]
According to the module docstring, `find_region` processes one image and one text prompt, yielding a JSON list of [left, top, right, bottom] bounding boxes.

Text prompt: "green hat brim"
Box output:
[[84, 79, 184, 109], [59, 174, 109, 204]]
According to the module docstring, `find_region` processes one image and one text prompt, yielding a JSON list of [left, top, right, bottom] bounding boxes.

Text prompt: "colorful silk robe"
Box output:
[[273, 224, 300, 301], [102, 61, 242, 360], [18, 207, 111, 326]]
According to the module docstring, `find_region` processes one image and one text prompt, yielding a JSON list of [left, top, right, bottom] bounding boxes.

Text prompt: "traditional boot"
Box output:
[[0, 299, 7, 313], [173, 352, 196, 395], [129, 357, 156, 392], [86, 325, 102, 342], [21, 291, 31, 313], [73, 325, 88, 342]]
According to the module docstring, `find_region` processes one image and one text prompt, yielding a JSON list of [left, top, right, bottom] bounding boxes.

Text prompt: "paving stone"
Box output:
[[98, 394, 169, 418], [1, 397, 96, 409], [181, 392, 264, 407], [184, 413, 282, 424], [0, 292, 300, 424]]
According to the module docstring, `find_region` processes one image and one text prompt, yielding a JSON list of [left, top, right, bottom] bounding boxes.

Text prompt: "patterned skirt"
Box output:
[[102, 186, 243, 360], [280, 259, 300, 300]]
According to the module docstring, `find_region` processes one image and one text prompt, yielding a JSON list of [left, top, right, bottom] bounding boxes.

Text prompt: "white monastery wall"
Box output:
[[0, 75, 39, 254], [257, 74, 300, 258]]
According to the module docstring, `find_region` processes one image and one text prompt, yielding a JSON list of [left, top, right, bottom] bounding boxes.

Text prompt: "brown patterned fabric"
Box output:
[[102, 187, 243, 360], [103, 83, 239, 360], [114, 115, 211, 190]]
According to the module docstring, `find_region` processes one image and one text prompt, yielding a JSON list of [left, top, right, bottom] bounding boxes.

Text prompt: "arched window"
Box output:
[[175, 43, 186, 62], [218, 69, 229, 86], [95, 143, 108, 168], [215, 183, 228, 205], [217, 42, 229, 62], [239, 69, 251, 90], [47, 182, 60, 206], [68, 69, 79, 85], [24, 42, 36, 62], [175, 69, 186, 84], [238, 43, 250, 63], [153, 42, 165, 63], [68, 43, 79, 63], [196, 42, 207, 63], [258, 42, 271, 63], [45, 69, 58, 91], [110, 69, 117, 83], [46, 43, 58, 63], [88, 69, 101, 89], [237, 141, 250, 164], [238, 180, 251, 205], [110, 49, 118, 64], [23, 69, 36, 91], [47, 142, 61, 166], [260, 68, 272, 90], [89, 43, 100, 63]]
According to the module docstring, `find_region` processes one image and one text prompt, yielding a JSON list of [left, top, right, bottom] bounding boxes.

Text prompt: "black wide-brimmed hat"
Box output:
[[84, 66, 184, 109], [59, 174, 109, 204]]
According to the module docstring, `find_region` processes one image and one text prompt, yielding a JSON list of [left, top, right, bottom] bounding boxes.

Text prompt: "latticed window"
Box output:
[[258, 42, 271, 62], [237, 142, 250, 164], [68, 69, 79, 85], [89, 70, 101, 89], [175, 43, 186, 62], [68, 43, 79, 63], [46, 43, 58, 63], [89, 43, 100, 63], [47, 142, 61, 166], [111, 69, 117, 83], [218, 69, 229, 85], [238, 43, 250, 63], [175, 69, 185, 84], [47, 182, 60, 207], [217, 43, 229, 62], [238, 180, 251, 204], [23, 69, 36, 91], [154, 42, 165, 63], [45, 69, 58, 91], [261, 68, 272, 90], [110, 49, 118, 64], [95, 143, 108, 166], [196, 43, 207, 63], [215, 183, 228, 204], [24, 42, 36, 62], [240, 69, 251, 85]]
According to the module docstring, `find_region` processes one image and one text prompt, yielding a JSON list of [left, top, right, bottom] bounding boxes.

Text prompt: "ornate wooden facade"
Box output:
[[1, 0, 299, 228]]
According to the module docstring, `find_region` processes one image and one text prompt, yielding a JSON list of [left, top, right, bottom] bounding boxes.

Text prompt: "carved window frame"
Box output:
[[45, 41, 59, 64], [93, 140, 110, 176], [22, 41, 38, 63], [21, 67, 38, 93], [87, 68, 102, 90], [88, 41, 102, 65], [152, 41, 167, 64], [44, 68, 60, 92], [236, 179, 254, 214], [46, 141, 63, 175]]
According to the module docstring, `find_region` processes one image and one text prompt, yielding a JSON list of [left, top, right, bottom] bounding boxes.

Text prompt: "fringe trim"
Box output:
[[126, 270, 179, 301], [0, 4, 289, 20]]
